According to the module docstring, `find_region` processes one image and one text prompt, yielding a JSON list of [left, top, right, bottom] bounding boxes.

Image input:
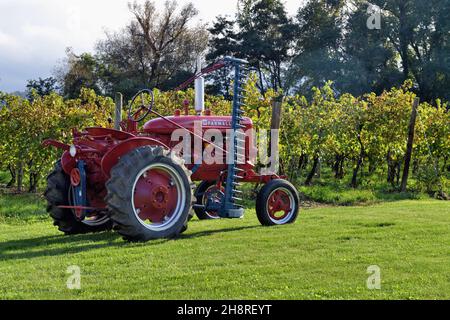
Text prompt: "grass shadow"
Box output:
[[0, 225, 261, 261], [179, 225, 260, 240], [0, 232, 127, 261]]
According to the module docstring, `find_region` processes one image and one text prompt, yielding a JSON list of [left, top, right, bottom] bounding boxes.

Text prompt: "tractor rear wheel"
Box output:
[[194, 181, 222, 220], [45, 161, 112, 234], [256, 179, 300, 226], [105, 146, 194, 242]]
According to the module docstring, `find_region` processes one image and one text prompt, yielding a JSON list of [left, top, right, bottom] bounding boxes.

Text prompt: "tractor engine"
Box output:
[[142, 114, 255, 181]]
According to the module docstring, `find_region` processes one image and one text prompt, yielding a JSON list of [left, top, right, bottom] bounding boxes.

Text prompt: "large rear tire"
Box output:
[[45, 161, 112, 235], [256, 179, 300, 226], [105, 146, 194, 242]]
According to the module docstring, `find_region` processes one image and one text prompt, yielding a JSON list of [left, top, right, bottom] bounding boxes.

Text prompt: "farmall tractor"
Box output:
[[43, 57, 299, 242]]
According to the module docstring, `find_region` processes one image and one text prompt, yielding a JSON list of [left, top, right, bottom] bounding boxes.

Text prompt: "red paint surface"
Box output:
[[133, 168, 178, 223], [143, 115, 253, 135], [267, 189, 292, 220], [45, 113, 281, 212]]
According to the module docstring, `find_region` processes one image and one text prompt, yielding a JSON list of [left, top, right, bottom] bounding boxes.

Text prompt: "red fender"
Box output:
[[101, 137, 169, 177], [61, 151, 77, 175]]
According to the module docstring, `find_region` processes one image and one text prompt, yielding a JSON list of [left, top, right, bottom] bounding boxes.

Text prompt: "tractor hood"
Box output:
[[143, 115, 253, 135]]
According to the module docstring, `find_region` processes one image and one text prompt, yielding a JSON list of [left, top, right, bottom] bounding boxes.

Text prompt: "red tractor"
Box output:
[[43, 57, 299, 242]]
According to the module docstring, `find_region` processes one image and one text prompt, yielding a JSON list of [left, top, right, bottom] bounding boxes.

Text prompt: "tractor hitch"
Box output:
[[42, 139, 70, 151], [67, 160, 89, 220], [58, 205, 103, 211]]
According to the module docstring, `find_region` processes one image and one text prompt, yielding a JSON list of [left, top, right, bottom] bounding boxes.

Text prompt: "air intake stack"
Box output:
[[194, 58, 205, 115], [194, 77, 205, 115]]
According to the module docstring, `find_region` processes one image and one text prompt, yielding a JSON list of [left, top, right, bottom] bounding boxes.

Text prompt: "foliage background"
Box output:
[[0, 79, 448, 197]]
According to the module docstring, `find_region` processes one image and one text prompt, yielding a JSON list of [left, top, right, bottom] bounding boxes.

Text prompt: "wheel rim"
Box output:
[[201, 185, 223, 219], [68, 187, 110, 227], [132, 163, 186, 231], [266, 187, 296, 225]]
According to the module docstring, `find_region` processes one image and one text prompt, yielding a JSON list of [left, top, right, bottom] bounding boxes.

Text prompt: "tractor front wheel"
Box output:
[[105, 146, 194, 242], [256, 179, 299, 226]]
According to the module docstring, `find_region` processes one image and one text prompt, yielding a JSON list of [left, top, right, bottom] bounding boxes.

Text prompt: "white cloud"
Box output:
[[0, 0, 301, 92], [0, 30, 19, 48]]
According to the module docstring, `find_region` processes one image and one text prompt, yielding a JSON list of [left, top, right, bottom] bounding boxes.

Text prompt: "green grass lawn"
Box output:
[[0, 193, 449, 300]]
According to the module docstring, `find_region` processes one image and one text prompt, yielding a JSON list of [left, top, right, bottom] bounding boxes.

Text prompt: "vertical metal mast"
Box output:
[[220, 56, 248, 218]]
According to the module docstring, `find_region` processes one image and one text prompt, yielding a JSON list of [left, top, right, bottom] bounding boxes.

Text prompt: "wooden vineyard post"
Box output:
[[114, 93, 123, 131], [271, 95, 283, 174]]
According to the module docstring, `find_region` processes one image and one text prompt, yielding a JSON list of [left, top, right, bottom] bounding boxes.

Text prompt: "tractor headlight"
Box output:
[[69, 145, 77, 158]]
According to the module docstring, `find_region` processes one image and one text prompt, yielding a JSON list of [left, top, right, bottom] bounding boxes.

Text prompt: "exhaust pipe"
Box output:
[[194, 77, 205, 115], [194, 57, 205, 115]]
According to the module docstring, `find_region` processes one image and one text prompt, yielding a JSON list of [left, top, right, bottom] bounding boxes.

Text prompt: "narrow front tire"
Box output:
[[256, 179, 300, 226]]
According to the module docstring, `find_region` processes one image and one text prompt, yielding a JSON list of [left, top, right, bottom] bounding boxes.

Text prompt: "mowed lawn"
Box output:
[[0, 194, 449, 300]]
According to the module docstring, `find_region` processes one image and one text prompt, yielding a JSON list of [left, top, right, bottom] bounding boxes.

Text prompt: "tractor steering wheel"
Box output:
[[127, 89, 155, 122]]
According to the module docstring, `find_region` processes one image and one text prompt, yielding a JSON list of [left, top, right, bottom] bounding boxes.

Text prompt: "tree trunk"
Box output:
[[7, 164, 16, 188], [316, 158, 321, 178], [334, 155, 345, 179], [398, 2, 410, 81], [149, 55, 161, 87], [339, 158, 345, 179], [387, 153, 400, 188], [401, 98, 419, 192], [351, 157, 363, 188], [28, 172, 38, 193], [305, 156, 320, 186], [301, 154, 308, 170], [387, 151, 394, 184], [297, 154, 306, 172], [333, 155, 340, 178], [17, 162, 24, 193], [29, 174, 33, 193], [351, 139, 365, 188], [256, 62, 266, 95]]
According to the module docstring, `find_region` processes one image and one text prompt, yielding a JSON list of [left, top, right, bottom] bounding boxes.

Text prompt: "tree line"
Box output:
[[24, 0, 450, 104], [243, 77, 449, 197], [1, 0, 448, 197], [1, 80, 448, 196]]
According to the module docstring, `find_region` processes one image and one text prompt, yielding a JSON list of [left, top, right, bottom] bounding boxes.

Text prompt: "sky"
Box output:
[[0, 0, 302, 93]]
